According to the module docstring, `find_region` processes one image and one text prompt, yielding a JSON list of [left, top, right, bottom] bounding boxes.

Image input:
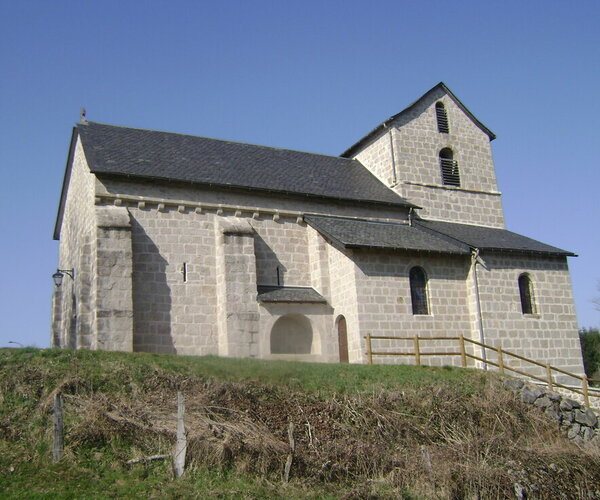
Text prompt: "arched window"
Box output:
[[435, 102, 449, 133], [439, 148, 460, 187], [518, 274, 536, 314], [409, 267, 429, 315]]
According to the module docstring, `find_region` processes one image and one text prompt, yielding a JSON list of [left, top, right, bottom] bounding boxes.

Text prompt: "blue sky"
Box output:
[[1, 0, 598, 348]]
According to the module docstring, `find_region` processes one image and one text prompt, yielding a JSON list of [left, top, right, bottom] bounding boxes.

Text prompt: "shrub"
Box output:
[[579, 327, 600, 380]]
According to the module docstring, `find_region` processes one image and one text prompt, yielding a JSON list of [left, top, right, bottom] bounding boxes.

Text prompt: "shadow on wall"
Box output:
[[254, 233, 287, 286], [130, 216, 174, 354], [352, 249, 470, 280]]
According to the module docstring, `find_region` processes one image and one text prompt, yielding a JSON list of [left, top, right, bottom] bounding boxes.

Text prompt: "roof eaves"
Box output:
[[346, 243, 468, 254], [341, 82, 496, 158], [477, 246, 577, 258], [53, 126, 80, 240], [413, 220, 576, 257]]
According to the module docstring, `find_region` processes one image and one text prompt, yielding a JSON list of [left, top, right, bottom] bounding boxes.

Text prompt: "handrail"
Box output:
[[364, 333, 596, 407]]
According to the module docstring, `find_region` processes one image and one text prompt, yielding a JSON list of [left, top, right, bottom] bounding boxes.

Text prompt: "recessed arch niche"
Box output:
[[270, 314, 313, 354]]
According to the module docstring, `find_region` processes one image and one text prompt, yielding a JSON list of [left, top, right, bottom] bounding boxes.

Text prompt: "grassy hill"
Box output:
[[1, 348, 599, 499]]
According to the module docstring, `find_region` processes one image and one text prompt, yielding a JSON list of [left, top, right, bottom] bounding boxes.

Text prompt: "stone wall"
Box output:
[[252, 216, 310, 287], [95, 206, 133, 351], [215, 219, 260, 358], [505, 379, 599, 443], [353, 88, 505, 228], [129, 207, 219, 355], [327, 244, 362, 362], [53, 137, 97, 349], [352, 250, 473, 366], [477, 253, 584, 380]]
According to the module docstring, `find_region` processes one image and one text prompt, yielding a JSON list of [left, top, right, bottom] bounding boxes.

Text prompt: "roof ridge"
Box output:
[[341, 81, 496, 157], [80, 120, 355, 162]]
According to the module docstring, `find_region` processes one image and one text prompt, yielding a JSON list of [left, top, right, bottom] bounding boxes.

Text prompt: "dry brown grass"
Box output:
[[42, 372, 600, 499]]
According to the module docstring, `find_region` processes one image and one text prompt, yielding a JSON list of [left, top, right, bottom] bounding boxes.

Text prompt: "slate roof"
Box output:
[[341, 82, 496, 158], [414, 220, 576, 256], [304, 215, 575, 257], [304, 215, 470, 254], [257, 286, 327, 303], [77, 121, 414, 208]]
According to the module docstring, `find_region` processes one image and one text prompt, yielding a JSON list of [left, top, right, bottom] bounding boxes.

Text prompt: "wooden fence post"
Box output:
[[545, 364, 553, 391], [497, 347, 504, 375], [174, 391, 187, 478], [366, 334, 373, 365], [53, 393, 64, 462], [582, 377, 590, 407], [459, 335, 467, 368], [413, 336, 421, 366], [283, 421, 295, 483]]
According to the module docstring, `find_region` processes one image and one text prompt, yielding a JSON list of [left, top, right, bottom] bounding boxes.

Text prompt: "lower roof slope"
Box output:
[[305, 215, 575, 257], [304, 215, 470, 254], [77, 121, 414, 208], [415, 220, 575, 256]]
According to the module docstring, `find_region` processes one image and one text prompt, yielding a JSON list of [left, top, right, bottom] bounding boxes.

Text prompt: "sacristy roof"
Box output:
[[304, 215, 575, 257], [414, 219, 576, 257], [304, 215, 470, 254], [257, 286, 327, 303]]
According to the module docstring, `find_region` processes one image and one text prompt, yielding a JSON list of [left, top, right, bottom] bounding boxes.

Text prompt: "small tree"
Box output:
[[579, 327, 600, 381]]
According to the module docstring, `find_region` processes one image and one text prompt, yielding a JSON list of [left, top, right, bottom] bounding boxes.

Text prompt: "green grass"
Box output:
[[0, 347, 485, 398]]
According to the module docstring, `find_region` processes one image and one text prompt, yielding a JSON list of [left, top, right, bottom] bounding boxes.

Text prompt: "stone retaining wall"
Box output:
[[504, 378, 599, 444]]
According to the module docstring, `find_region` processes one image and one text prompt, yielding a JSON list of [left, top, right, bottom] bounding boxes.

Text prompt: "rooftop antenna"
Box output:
[[80, 108, 87, 123]]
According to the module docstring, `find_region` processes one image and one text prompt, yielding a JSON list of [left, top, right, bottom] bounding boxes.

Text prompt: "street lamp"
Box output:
[[52, 268, 74, 287]]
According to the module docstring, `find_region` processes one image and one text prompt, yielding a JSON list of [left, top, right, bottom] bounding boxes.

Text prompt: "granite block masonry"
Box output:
[[504, 378, 599, 443], [51, 82, 585, 379]]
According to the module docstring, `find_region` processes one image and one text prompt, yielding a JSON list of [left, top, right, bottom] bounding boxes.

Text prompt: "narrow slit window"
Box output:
[[518, 273, 536, 314], [182, 262, 188, 283], [410, 267, 429, 315], [435, 102, 449, 133], [439, 148, 460, 187]]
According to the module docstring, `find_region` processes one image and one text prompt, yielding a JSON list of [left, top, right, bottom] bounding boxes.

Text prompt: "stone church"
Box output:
[[51, 82, 585, 376]]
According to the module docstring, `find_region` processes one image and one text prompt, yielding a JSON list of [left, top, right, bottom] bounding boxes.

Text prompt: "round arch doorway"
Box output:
[[336, 315, 349, 363]]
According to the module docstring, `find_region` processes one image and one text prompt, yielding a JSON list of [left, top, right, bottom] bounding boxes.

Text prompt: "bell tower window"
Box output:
[[435, 102, 449, 133], [439, 148, 460, 187]]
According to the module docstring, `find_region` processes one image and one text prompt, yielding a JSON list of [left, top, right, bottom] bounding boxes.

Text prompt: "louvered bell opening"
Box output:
[[436, 103, 449, 133], [440, 158, 460, 187]]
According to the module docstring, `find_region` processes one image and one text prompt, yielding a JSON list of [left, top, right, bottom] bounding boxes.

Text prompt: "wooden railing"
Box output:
[[364, 334, 600, 407]]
